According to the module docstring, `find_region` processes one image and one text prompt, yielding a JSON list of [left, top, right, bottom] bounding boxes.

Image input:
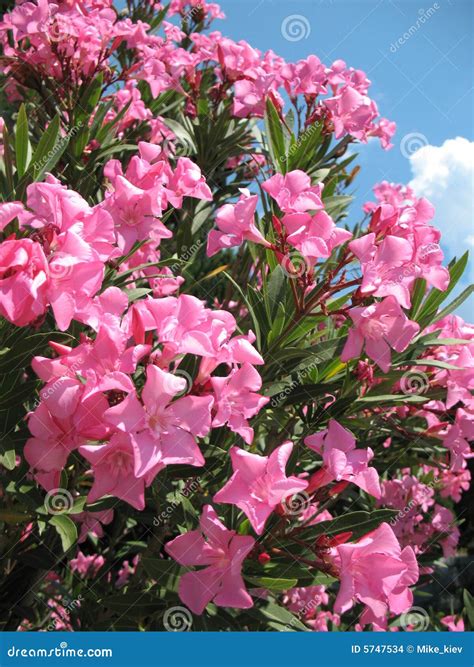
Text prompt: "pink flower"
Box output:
[[79, 432, 146, 511], [0, 238, 49, 326], [69, 551, 105, 579], [432, 504, 460, 557], [262, 170, 324, 214], [233, 74, 281, 118], [165, 505, 255, 614], [0, 202, 24, 231], [211, 363, 269, 444], [305, 419, 381, 498], [104, 364, 212, 483], [281, 55, 327, 98], [75, 509, 114, 543], [104, 174, 171, 253], [283, 585, 328, 617], [325, 86, 377, 141], [331, 523, 419, 625], [341, 296, 420, 372], [164, 157, 212, 208], [369, 117, 396, 150], [440, 615, 464, 632], [45, 231, 105, 331], [213, 442, 308, 534], [207, 189, 269, 256], [25, 389, 111, 490], [282, 210, 352, 264], [350, 231, 449, 308]]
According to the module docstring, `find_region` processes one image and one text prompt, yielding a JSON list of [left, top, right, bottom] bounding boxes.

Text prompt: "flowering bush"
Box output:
[[0, 0, 472, 633]]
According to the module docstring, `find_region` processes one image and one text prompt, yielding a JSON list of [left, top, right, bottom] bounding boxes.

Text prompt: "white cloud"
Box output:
[[408, 137, 474, 319], [409, 137, 474, 265]]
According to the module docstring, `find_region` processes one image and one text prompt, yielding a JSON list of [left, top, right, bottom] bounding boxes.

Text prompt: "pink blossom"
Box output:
[[341, 296, 420, 372], [104, 364, 212, 483], [262, 170, 324, 214], [432, 505, 460, 557], [324, 86, 377, 141], [25, 390, 110, 490], [69, 551, 105, 579], [116, 555, 140, 589], [440, 615, 464, 632], [305, 419, 381, 498], [104, 174, 171, 253], [281, 55, 327, 98], [283, 585, 328, 617], [331, 522, 419, 625], [207, 189, 269, 256], [233, 74, 282, 118], [75, 509, 114, 543], [165, 505, 255, 614], [213, 442, 308, 535], [79, 432, 146, 511], [0, 238, 49, 327], [164, 157, 212, 208], [0, 202, 24, 231], [282, 210, 352, 264], [211, 363, 269, 444]]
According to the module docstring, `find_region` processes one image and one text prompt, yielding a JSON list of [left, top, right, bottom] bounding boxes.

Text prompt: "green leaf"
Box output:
[[30, 115, 70, 180], [257, 601, 309, 632], [126, 287, 152, 302], [245, 576, 297, 591], [433, 284, 474, 322], [141, 556, 180, 589], [0, 436, 16, 470], [357, 393, 427, 404], [463, 589, 474, 629], [299, 509, 399, 542], [2, 123, 14, 195], [266, 265, 287, 321], [417, 252, 469, 326], [323, 195, 352, 220], [408, 278, 427, 318], [50, 514, 78, 552], [15, 103, 31, 178], [76, 72, 104, 123], [264, 97, 287, 172]]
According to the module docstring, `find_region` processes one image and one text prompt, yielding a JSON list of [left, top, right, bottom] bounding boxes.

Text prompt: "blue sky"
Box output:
[[215, 0, 474, 317]]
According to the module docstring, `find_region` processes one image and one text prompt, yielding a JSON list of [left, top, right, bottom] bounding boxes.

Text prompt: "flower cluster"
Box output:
[[0, 0, 471, 635]]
